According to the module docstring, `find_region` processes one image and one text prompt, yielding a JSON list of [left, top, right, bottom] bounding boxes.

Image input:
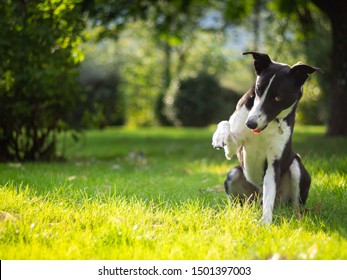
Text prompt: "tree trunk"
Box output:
[[155, 41, 173, 125], [312, 0, 347, 136], [327, 17, 347, 136]]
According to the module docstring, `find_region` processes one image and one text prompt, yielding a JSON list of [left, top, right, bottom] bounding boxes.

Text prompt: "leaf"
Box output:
[[111, 164, 121, 170], [159, 33, 184, 46], [67, 175, 77, 181], [0, 211, 17, 222], [308, 244, 318, 259]]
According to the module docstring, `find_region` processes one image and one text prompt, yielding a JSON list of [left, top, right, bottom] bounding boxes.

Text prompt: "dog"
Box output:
[[212, 51, 321, 224]]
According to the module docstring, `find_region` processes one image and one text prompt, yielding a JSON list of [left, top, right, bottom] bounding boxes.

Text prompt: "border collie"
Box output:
[[212, 51, 321, 224]]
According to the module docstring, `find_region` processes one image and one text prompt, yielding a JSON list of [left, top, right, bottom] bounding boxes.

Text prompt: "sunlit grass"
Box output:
[[0, 126, 346, 259]]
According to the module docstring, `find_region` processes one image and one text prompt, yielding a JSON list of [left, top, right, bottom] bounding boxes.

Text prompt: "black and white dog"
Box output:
[[212, 52, 320, 224]]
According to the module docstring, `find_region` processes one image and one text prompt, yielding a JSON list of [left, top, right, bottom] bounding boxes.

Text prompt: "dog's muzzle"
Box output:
[[245, 118, 267, 134]]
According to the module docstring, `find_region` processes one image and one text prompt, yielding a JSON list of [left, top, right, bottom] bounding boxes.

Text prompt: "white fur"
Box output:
[[289, 158, 301, 205], [262, 164, 277, 224], [212, 105, 250, 159]]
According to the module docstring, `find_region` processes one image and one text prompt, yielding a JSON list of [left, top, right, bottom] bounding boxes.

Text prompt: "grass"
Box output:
[[0, 126, 346, 259]]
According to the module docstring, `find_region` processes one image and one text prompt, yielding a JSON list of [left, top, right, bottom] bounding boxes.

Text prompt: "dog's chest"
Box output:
[[242, 121, 291, 188]]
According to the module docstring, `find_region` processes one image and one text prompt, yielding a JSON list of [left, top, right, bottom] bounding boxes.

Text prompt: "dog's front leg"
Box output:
[[212, 121, 235, 160], [261, 164, 279, 225], [212, 106, 248, 160]]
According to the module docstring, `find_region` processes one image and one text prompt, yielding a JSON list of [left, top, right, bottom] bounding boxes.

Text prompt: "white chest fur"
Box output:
[[242, 120, 291, 188]]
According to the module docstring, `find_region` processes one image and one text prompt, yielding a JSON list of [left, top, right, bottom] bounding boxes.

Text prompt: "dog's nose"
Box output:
[[246, 119, 258, 129]]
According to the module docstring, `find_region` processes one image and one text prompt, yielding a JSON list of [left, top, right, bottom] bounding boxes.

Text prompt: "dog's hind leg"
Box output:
[[224, 166, 259, 204], [278, 155, 311, 206]]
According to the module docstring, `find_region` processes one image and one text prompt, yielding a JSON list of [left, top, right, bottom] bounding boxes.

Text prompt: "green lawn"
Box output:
[[0, 126, 346, 259]]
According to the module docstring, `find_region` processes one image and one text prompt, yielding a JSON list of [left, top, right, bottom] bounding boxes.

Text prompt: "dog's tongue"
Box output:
[[252, 128, 262, 134]]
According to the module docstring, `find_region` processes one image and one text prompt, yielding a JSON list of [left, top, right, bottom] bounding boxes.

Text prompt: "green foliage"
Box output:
[[73, 60, 125, 129], [81, 21, 233, 127], [297, 79, 327, 125], [81, 0, 335, 129], [0, 126, 346, 259], [84, 0, 212, 39], [83, 23, 165, 127], [0, 0, 84, 161], [173, 72, 239, 127], [116, 24, 164, 127], [223, 0, 253, 23], [299, 11, 331, 125], [83, 0, 234, 127], [260, 3, 331, 124], [174, 73, 223, 127]]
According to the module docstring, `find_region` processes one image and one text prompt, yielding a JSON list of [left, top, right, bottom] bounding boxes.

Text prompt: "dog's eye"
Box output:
[[274, 96, 281, 102]]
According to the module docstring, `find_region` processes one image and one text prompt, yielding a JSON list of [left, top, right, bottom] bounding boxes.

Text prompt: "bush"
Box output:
[[0, 0, 84, 161], [173, 72, 239, 127], [71, 68, 125, 129]]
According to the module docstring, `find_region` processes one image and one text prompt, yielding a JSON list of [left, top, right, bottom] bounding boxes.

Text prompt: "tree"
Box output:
[[83, 0, 218, 125], [310, 0, 347, 135], [223, 0, 347, 135], [0, 0, 84, 161], [83, 0, 345, 133], [75, 65, 125, 128]]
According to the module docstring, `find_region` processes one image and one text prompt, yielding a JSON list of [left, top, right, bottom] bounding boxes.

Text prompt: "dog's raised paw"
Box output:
[[212, 135, 226, 149], [212, 121, 231, 149]]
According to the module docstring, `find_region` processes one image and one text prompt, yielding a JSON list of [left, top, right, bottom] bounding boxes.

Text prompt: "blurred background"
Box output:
[[1, 0, 346, 161]]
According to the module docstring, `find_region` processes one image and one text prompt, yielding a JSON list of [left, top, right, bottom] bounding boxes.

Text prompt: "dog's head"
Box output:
[[243, 51, 321, 134]]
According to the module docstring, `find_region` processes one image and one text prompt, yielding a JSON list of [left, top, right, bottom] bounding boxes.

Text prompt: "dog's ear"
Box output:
[[243, 51, 272, 75], [290, 63, 322, 85]]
